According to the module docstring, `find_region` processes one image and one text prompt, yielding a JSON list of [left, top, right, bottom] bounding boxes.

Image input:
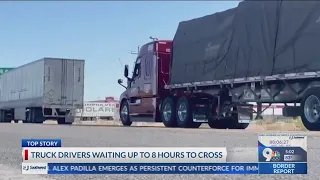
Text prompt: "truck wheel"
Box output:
[[57, 118, 72, 125], [227, 118, 250, 129], [207, 107, 227, 129], [161, 97, 177, 127], [208, 119, 227, 129], [176, 97, 201, 128], [0, 110, 7, 123], [226, 108, 249, 129], [301, 89, 320, 131], [120, 100, 132, 126]]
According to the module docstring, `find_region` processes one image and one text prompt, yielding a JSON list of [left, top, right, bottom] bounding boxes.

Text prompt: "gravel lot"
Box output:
[[0, 123, 319, 180]]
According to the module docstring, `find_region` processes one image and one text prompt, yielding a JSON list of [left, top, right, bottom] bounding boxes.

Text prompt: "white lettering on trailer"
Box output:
[[74, 102, 119, 118]]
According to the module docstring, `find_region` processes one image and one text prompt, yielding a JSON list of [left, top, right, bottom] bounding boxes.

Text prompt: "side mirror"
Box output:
[[124, 65, 129, 77], [117, 79, 126, 89]]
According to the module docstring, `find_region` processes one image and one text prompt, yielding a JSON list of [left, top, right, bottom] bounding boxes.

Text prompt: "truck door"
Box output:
[[128, 57, 143, 115], [139, 54, 154, 115]]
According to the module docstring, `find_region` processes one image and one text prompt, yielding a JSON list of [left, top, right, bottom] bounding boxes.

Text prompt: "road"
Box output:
[[0, 123, 319, 180]]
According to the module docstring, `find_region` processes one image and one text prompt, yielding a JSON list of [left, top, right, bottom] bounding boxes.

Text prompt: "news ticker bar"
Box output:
[[21, 162, 307, 174]]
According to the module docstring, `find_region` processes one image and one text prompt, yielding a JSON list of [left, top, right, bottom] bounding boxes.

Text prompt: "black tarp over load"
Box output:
[[170, 1, 320, 85]]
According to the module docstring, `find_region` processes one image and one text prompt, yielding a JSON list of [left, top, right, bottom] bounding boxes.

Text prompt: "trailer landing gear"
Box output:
[[255, 103, 263, 120]]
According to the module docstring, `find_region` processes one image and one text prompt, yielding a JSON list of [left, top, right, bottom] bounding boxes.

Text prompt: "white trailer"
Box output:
[[0, 58, 85, 124], [74, 102, 118, 120]]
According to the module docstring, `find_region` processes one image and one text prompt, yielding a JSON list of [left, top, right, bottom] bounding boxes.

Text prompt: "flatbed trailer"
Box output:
[[118, 1, 320, 131]]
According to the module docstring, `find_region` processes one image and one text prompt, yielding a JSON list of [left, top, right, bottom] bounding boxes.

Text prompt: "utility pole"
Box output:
[[117, 58, 124, 67]]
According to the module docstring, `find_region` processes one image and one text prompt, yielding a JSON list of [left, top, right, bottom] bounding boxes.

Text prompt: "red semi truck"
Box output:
[[118, 1, 320, 131], [117, 40, 253, 129]]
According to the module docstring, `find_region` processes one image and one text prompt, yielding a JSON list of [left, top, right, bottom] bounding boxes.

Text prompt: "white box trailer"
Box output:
[[74, 102, 119, 120], [0, 58, 85, 124]]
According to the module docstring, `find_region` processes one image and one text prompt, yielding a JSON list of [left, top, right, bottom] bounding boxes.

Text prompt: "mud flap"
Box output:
[[237, 105, 253, 124], [192, 105, 209, 123]]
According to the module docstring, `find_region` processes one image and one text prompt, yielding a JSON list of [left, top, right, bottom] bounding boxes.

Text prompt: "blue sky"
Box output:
[[0, 1, 239, 101]]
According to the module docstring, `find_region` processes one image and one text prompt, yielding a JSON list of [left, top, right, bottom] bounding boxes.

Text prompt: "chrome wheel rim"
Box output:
[[178, 102, 187, 121], [304, 95, 320, 123], [163, 103, 172, 122]]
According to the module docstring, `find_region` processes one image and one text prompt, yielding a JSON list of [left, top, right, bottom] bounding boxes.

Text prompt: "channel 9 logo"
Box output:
[[262, 148, 281, 161]]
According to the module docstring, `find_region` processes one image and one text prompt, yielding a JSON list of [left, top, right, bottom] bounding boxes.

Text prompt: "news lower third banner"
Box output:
[[21, 137, 308, 175]]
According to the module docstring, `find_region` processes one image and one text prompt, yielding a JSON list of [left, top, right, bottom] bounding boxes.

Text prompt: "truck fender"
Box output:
[[299, 85, 320, 99]]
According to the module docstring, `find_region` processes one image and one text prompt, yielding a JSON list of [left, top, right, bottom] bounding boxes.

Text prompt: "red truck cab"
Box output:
[[118, 40, 172, 125]]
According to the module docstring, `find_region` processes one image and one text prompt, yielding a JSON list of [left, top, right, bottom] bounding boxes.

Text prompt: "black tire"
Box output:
[[0, 110, 11, 123], [227, 109, 250, 129], [57, 117, 68, 125], [234, 122, 250, 129], [208, 108, 249, 129], [120, 100, 132, 126], [227, 118, 250, 129], [161, 97, 177, 127], [301, 89, 320, 131], [207, 106, 227, 129], [208, 119, 228, 129], [57, 118, 64, 124], [176, 97, 201, 128]]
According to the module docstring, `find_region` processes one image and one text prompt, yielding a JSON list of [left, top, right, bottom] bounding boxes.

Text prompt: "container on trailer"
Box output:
[[0, 58, 85, 110]]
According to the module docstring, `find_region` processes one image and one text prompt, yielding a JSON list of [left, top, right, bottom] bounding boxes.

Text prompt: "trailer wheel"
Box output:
[[120, 100, 132, 126], [207, 107, 227, 129], [0, 110, 12, 123], [208, 119, 227, 129], [176, 97, 201, 128], [161, 97, 177, 127], [0, 110, 8, 123], [301, 89, 320, 131], [228, 118, 250, 129], [227, 109, 250, 129]]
